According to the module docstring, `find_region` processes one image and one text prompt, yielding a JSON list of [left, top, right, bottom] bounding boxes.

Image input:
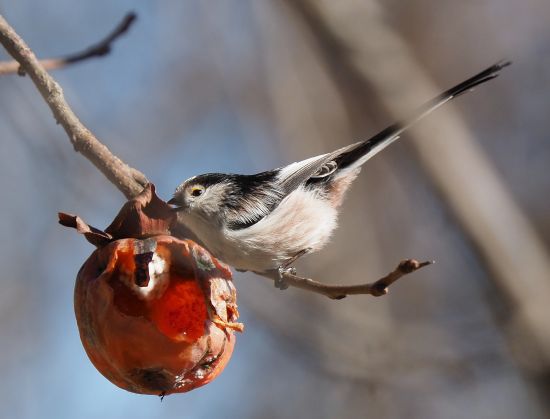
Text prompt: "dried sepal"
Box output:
[[105, 183, 175, 239], [58, 212, 112, 247]]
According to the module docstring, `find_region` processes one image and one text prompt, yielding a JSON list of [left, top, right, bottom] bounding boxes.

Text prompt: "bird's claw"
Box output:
[[274, 248, 311, 290], [275, 265, 295, 290]]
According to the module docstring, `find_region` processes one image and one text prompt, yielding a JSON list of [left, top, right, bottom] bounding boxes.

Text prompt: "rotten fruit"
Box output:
[[60, 185, 243, 395]]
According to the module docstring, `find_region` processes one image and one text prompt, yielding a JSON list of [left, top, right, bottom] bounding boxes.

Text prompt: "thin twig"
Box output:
[[261, 259, 433, 299], [0, 13, 148, 199], [0, 13, 136, 75]]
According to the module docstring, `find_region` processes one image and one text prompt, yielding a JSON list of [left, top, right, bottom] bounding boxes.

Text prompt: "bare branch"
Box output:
[[0, 13, 136, 75], [0, 13, 148, 199], [260, 259, 433, 299]]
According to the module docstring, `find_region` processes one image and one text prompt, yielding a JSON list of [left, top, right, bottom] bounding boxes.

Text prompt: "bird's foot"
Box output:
[[275, 248, 312, 290], [276, 265, 296, 290]]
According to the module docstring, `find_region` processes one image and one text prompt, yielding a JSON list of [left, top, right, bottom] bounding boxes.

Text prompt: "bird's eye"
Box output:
[[190, 186, 204, 197]]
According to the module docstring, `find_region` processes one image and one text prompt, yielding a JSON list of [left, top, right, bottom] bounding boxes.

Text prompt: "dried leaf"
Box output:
[[58, 212, 112, 247]]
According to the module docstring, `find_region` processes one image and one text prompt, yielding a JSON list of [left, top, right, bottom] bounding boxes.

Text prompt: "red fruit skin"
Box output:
[[74, 235, 240, 395]]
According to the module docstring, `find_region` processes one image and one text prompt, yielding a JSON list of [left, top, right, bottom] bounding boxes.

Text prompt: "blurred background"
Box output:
[[1, 1, 549, 418]]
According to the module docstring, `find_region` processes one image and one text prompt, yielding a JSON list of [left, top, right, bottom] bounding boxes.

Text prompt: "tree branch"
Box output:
[[0, 12, 136, 75], [261, 259, 433, 299], [0, 13, 148, 199]]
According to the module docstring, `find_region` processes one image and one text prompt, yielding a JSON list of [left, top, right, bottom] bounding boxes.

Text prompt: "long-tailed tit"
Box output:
[[169, 61, 510, 288]]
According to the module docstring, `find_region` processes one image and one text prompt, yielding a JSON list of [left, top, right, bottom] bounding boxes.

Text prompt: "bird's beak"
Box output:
[[167, 197, 185, 212]]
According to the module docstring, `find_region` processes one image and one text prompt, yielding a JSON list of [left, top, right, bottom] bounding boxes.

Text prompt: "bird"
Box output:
[[168, 61, 510, 288]]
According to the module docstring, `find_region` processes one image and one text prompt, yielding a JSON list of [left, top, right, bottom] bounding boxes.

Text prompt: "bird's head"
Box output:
[[168, 173, 231, 225]]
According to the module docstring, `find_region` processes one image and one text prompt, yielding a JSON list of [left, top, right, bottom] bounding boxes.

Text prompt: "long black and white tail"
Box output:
[[334, 60, 511, 171]]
